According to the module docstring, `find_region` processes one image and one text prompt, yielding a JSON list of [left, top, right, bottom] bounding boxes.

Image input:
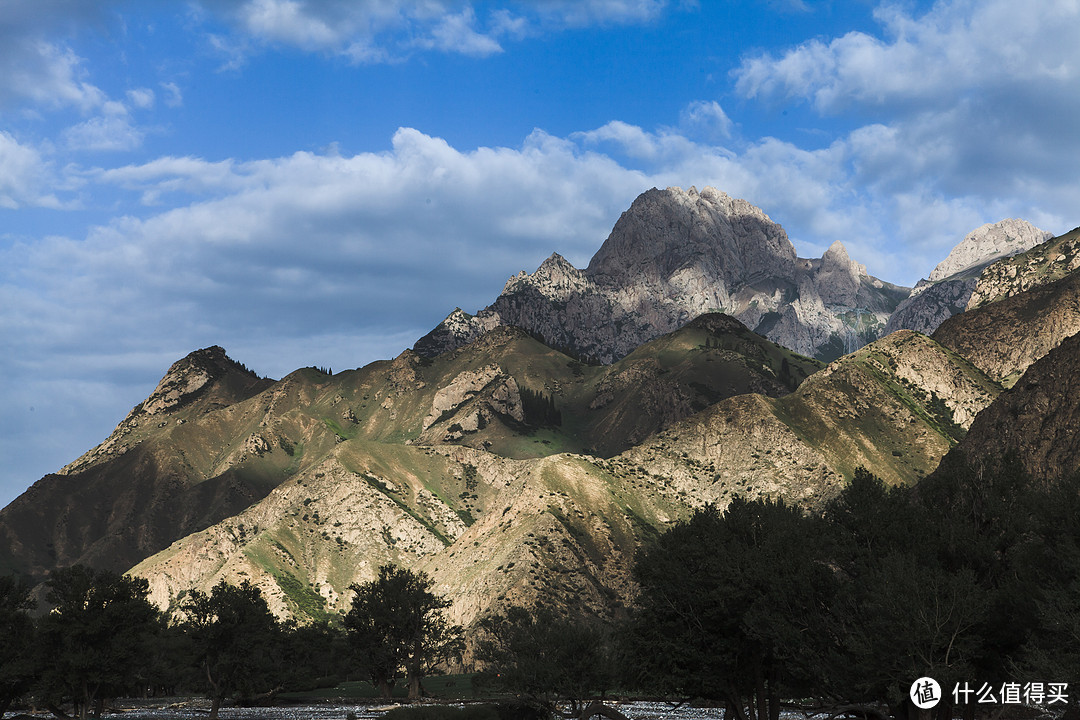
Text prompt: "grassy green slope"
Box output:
[[620, 330, 1001, 503], [128, 329, 1000, 630]]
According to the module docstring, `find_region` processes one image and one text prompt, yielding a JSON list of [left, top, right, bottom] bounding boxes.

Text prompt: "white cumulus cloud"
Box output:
[[0, 39, 105, 112], [0, 132, 63, 208], [730, 0, 1080, 258], [126, 88, 156, 109], [734, 0, 1080, 112], [63, 109, 145, 152], [201, 0, 674, 62]]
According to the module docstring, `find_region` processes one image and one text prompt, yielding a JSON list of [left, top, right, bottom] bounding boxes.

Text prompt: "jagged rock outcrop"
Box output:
[[419, 364, 524, 442], [967, 226, 1080, 309], [883, 277, 979, 337], [884, 219, 1051, 336], [934, 228, 1080, 386], [416, 186, 909, 363]]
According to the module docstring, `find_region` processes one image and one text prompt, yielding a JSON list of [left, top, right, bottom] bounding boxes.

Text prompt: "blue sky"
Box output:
[[3, 0, 1080, 507]]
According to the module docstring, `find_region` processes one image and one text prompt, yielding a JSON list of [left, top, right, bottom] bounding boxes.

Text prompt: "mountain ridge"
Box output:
[[940, 329, 1080, 482], [416, 185, 911, 364], [4, 186, 1078, 639], [0, 314, 816, 584], [125, 324, 1001, 627], [933, 229, 1080, 387]]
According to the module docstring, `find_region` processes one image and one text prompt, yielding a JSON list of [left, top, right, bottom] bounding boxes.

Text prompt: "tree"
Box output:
[[280, 619, 350, 691], [36, 565, 160, 720], [521, 387, 562, 427], [476, 605, 627, 720], [345, 564, 463, 700], [824, 463, 1037, 720], [630, 498, 835, 720], [1019, 471, 1080, 720], [0, 575, 37, 718], [178, 580, 281, 719]]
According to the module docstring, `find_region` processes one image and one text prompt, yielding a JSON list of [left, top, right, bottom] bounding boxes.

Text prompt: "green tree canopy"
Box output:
[[0, 575, 37, 718], [36, 565, 160, 720], [178, 580, 282, 719], [345, 564, 463, 701]]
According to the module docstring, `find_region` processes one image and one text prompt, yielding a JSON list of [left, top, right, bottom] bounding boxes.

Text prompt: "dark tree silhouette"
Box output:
[[36, 566, 160, 720], [345, 564, 463, 701], [476, 605, 627, 720], [631, 498, 835, 720], [178, 580, 281, 719], [0, 575, 37, 718]]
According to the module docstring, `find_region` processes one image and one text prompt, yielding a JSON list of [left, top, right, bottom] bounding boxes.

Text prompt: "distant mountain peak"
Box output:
[[142, 345, 257, 416], [966, 225, 1080, 310], [416, 185, 908, 363], [823, 239, 848, 260], [928, 218, 1051, 282], [584, 185, 797, 284], [883, 218, 1051, 337]]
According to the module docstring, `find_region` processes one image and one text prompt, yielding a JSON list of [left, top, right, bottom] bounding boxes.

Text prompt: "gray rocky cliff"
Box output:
[[415, 186, 910, 363], [967, 225, 1080, 310], [884, 219, 1051, 336], [930, 219, 1052, 282]]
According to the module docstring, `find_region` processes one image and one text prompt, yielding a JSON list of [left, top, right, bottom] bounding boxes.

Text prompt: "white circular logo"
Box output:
[[910, 677, 942, 709]]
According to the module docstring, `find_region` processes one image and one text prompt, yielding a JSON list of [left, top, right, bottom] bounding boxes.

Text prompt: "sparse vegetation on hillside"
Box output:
[[4, 453, 1080, 720]]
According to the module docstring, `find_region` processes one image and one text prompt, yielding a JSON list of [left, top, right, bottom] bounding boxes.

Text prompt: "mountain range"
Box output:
[[416, 186, 911, 363], [3, 185, 1078, 634]]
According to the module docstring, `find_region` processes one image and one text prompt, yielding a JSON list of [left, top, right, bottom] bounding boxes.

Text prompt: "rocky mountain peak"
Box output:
[[822, 240, 848, 263], [928, 219, 1051, 282], [811, 240, 867, 307], [56, 346, 271, 478], [503, 252, 587, 300], [584, 185, 797, 285], [142, 346, 253, 415], [416, 185, 908, 363], [883, 218, 1051, 337]]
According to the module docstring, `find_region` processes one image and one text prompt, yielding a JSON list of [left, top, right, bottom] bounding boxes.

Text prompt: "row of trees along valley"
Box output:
[[2, 453, 1079, 720]]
